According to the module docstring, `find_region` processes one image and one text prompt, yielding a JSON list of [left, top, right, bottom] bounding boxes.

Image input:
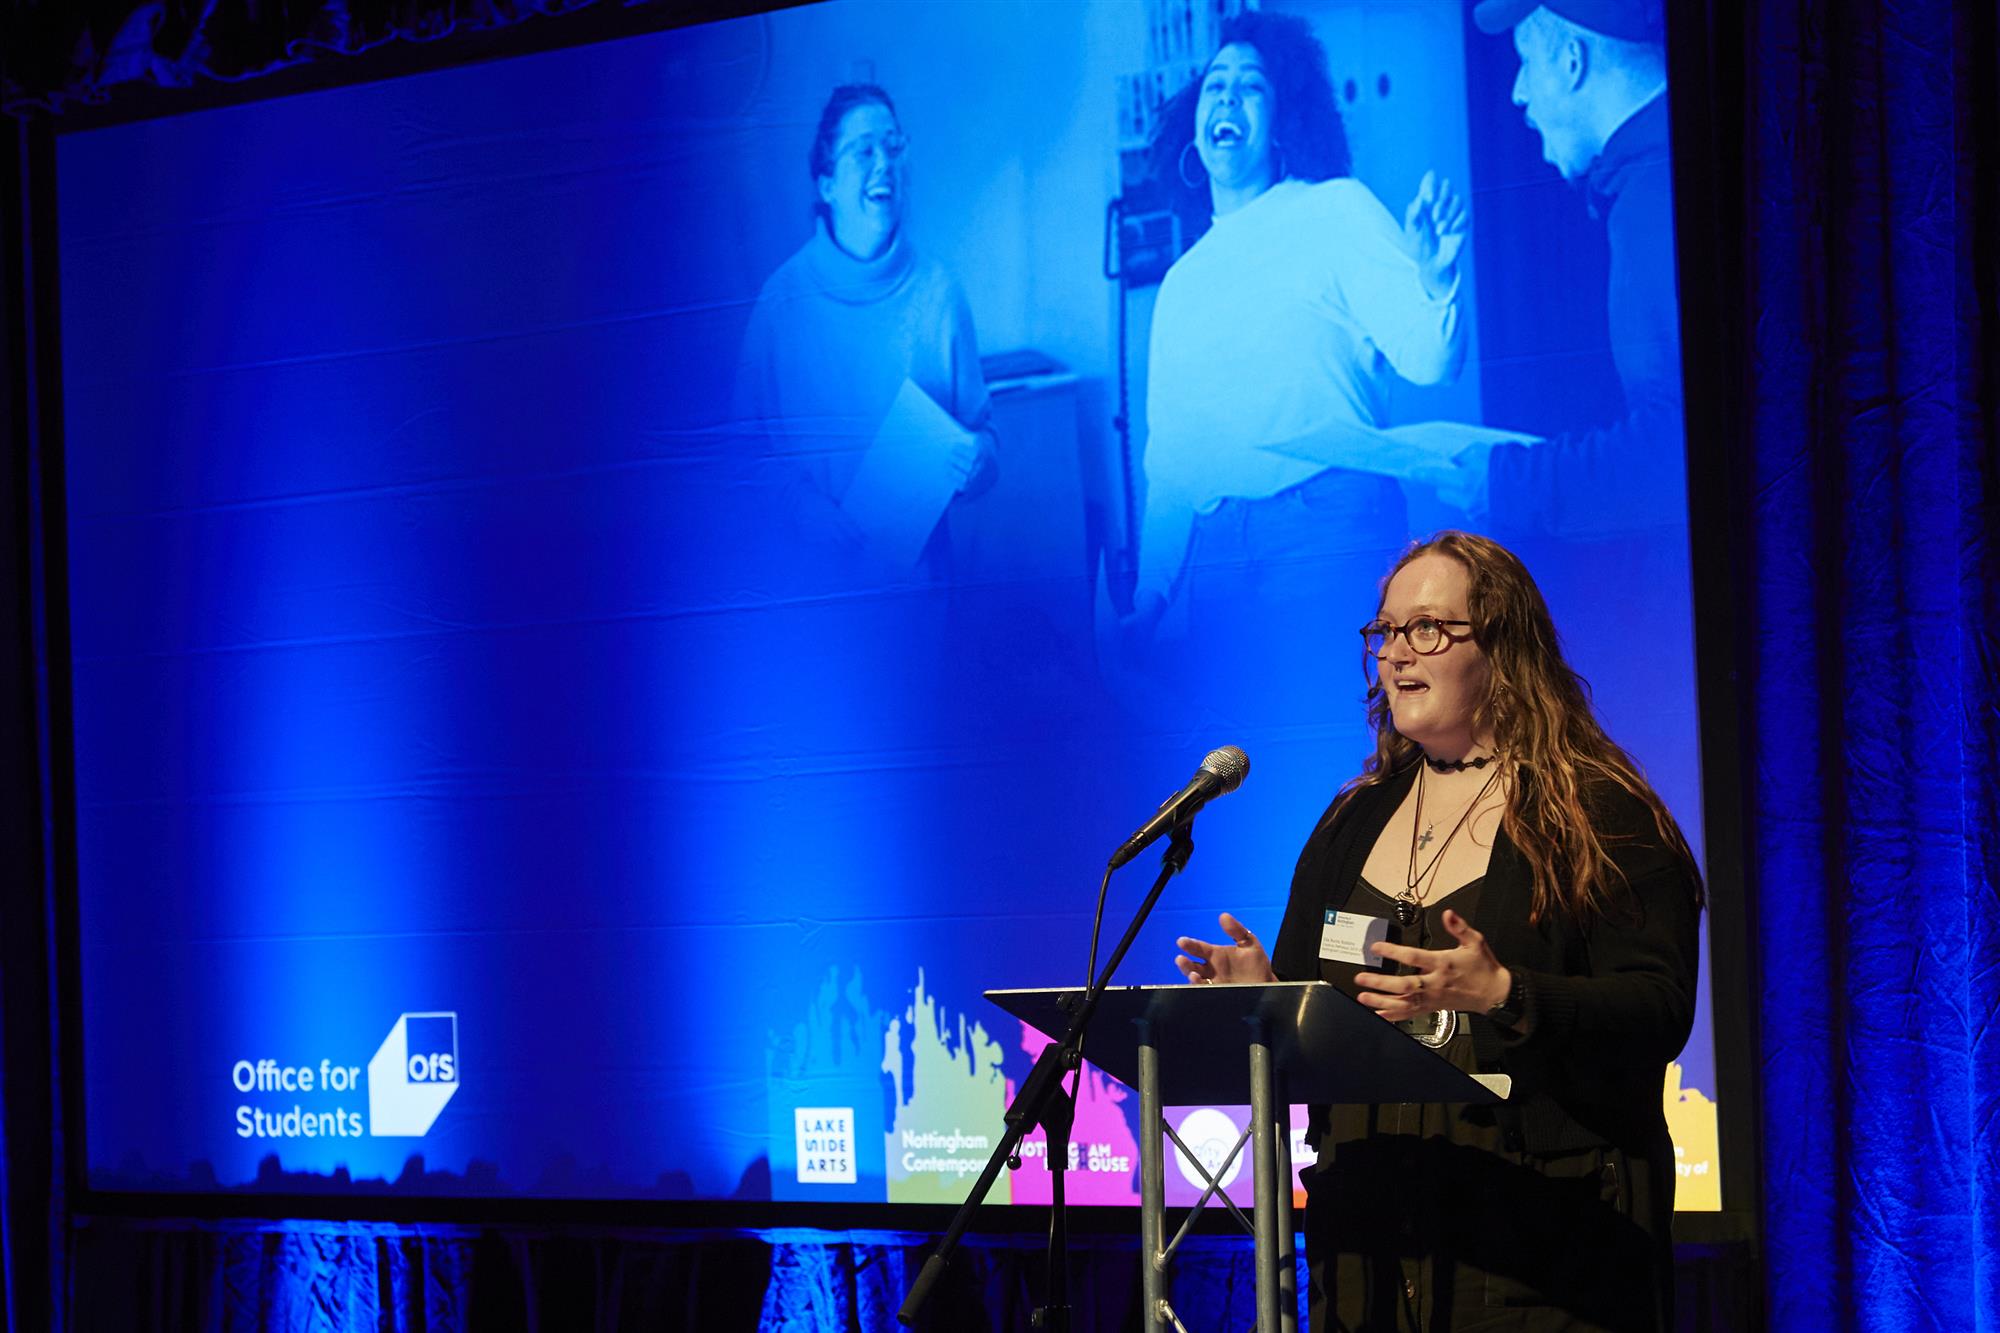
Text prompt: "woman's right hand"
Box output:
[[1175, 912, 1277, 984]]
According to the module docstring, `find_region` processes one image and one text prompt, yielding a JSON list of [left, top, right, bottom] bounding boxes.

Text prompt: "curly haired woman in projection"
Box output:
[[1130, 12, 1467, 676]]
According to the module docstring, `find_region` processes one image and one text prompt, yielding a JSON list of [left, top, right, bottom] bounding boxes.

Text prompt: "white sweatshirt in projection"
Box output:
[[1140, 177, 1464, 602]]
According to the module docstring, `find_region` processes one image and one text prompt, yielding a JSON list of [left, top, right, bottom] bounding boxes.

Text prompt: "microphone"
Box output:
[[1106, 745, 1249, 870]]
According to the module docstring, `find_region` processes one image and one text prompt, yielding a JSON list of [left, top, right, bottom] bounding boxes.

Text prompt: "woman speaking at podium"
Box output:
[[1174, 531, 1702, 1332]]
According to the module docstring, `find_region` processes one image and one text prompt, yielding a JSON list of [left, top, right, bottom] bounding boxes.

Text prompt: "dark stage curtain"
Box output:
[[1721, 0, 2000, 1328], [0, 0, 611, 113], [0, 121, 66, 1333]]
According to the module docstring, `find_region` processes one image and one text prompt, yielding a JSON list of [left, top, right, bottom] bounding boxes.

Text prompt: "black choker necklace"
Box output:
[[1423, 754, 1493, 773]]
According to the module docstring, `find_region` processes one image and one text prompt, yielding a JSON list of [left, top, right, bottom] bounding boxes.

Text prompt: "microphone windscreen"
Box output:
[[1200, 745, 1250, 793]]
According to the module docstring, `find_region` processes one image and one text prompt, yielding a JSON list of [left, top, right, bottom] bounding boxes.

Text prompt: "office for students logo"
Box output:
[[368, 1012, 460, 1136], [229, 1012, 461, 1141]]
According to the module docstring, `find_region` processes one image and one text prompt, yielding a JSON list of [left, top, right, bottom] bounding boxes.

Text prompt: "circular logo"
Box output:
[[1172, 1107, 1245, 1191]]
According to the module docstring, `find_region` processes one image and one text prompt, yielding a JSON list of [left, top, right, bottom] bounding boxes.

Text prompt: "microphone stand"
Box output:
[[898, 819, 1197, 1329]]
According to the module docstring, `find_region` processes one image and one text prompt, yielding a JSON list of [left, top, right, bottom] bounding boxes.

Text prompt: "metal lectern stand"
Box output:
[[987, 981, 1510, 1333]]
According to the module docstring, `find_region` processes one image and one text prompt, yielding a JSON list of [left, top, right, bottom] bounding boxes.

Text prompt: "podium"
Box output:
[[987, 981, 1508, 1333]]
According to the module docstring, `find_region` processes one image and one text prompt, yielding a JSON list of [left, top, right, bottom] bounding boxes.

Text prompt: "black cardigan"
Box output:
[[1270, 760, 1702, 1160]]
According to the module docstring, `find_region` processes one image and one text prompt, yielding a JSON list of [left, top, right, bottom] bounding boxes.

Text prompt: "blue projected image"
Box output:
[[59, 0, 1716, 1209]]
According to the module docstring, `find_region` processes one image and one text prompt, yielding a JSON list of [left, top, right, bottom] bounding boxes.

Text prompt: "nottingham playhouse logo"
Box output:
[[368, 1012, 460, 1136]]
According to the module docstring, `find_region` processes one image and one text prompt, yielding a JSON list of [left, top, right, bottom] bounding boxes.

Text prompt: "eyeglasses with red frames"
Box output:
[[1359, 616, 1476, 680]]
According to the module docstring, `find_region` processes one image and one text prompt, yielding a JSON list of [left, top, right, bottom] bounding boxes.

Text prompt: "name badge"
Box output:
[[1318, 909, 1390, 967]]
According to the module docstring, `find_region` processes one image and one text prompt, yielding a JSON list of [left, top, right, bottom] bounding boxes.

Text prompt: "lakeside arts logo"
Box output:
[[231, 1012, 459, 1140]]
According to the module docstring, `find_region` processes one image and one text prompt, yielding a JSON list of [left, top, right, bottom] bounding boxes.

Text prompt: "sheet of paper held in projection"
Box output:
[[1257, 418, 1541, 476], [1380, 420, 1542, 457], [842, 379, 970, 568]]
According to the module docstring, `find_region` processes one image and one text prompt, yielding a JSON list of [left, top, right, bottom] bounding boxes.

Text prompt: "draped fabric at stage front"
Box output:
[[1730, 0, 2000, 1328], [64, 1220, 1243, 1332], [68, 1219, 1761, 1333]]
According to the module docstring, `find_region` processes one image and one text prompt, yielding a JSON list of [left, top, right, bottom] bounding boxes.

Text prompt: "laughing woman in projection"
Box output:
[[735, 83, 997, 578], [1130, 11, 1468, 649]]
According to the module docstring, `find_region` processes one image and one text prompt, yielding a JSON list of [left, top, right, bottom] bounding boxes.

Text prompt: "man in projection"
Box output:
[[1445, 0, 1683, 538]]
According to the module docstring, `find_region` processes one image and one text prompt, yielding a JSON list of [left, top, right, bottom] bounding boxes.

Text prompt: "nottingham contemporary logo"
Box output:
[[367, 1012, 459, 1136]]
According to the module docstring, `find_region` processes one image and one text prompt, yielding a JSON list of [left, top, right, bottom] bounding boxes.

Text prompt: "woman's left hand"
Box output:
[[1402, 170, 1468, 299], [1354, 909, 1509, 1021]]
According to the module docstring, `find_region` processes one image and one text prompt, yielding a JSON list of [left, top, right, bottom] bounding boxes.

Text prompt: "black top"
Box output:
[[1317, 875, 1503, 1203], [1315, 875, 1488, 1059], [1273, 759, 1701, 1160], [1272, 760, 1701, 1331]]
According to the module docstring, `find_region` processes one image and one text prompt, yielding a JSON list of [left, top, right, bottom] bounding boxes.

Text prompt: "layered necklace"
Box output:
[[1397, 757, 1503, 927]]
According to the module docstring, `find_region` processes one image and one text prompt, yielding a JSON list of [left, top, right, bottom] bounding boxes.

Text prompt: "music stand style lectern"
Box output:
[[987, 981, 1509, 1333]]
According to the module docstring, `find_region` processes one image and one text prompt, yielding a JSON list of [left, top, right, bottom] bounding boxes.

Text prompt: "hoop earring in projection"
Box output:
[[1179, 140, 1207, 190]]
